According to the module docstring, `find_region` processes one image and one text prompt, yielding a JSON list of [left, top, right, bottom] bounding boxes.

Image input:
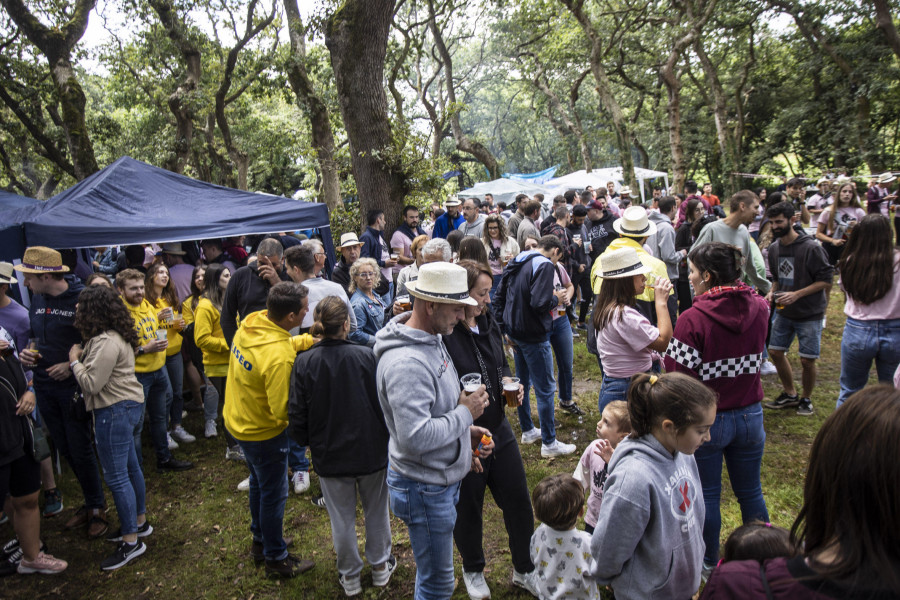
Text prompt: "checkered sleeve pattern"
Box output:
[[665, 338, 702, 372], [697, 353, 763, 382]]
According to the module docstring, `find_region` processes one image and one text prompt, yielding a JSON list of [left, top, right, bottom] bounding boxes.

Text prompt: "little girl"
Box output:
[[590, 372, 716, 600], [593, 247, 673, 411]]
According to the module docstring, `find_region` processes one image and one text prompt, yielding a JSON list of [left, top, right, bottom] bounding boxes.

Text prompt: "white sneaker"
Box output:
[[292, 471, 310, 494], [204, 419, 217, 438], [462, 570, 491, 599], [181, 410, 187, 420], [541, 440, 576, 457], [372, 555, 397, 587], [237, 477, 250, 492], [339, 573, 362, 596], [520, 428, 542, 445], [166, 433, 179, 451], [171, 425, 196, 444], [760, 360, 778, 376], [512, 569, 540, 597]]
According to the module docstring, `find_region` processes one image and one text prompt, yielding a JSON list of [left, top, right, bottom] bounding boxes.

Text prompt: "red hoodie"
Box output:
[[664, 284, 769, 411]]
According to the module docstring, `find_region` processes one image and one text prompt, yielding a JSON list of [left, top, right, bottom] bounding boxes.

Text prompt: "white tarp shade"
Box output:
[[459, 178, 558, 206], [546, 167, 669, 203]]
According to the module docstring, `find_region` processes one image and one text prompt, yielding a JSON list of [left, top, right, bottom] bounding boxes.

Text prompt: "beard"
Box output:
[[771, 226, 791, 238]]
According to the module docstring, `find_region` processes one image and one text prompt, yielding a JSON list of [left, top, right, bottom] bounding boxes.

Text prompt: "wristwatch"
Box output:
[[137, 346, 146, 355], [69, 360, 79, 369]]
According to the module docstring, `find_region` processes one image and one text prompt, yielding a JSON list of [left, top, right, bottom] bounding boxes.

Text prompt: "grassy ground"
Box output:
[[1, 289, 861, 600]]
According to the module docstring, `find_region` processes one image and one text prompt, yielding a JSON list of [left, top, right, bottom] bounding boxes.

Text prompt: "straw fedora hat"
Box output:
[[445, 196, 461, 207], [613, 206, 657, 237], [0, 262, 16, 284], [339, 233, 365, 248], [619, 186, 633, 196], [406, 262, 477, 306], [13, 246, 70, 274], [878, 172, 897, 184], [160, 242, 186, 255], [598, 247, 651, 279]]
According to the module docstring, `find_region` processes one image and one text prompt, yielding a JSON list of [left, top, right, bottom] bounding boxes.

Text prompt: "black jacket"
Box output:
[[28, 279, 83, 387], [220, 263, 292, 346], [443, 310, 512, 432], [494, 251, 559, 343], [585, 211, 619, 261], [0, 353, 29, 467], [332, 258, 352, 293], [288, 338, 388, 478]]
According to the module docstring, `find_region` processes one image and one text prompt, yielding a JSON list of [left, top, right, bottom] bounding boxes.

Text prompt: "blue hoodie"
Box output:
[[493, 251, 559, 343], [28, 279, 84, 387], [590, 434, 705, 600]]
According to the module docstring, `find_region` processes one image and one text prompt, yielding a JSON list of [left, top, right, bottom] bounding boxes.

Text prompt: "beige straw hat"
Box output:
[[598, 247, 651, 279], [13, 247, 70, 274], [406, 262, 477, 306]]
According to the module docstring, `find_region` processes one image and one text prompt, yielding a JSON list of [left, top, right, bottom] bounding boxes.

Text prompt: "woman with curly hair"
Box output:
[[349, 258, 386, 347], [481, 213, 519, 300], [145, 264, 194, 447], [69, 285, 150, 571]]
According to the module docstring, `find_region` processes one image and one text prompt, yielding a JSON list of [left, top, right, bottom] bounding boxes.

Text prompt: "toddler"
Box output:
[[721, 521, 794, 564], [530, 474, 600, 600], [573, 401, 631, 534]]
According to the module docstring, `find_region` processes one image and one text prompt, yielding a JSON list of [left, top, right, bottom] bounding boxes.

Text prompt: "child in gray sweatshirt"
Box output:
[[590, 372, 717, 600]]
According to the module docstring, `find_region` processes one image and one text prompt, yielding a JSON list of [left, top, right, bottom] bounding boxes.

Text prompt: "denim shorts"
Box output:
[[769, 313, 823, 359]]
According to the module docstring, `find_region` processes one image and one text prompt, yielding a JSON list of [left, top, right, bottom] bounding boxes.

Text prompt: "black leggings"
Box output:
[[0, 452, 41, 502]]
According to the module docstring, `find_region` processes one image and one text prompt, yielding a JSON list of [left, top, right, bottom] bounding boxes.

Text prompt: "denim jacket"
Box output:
[[351, 289, 387, 347]]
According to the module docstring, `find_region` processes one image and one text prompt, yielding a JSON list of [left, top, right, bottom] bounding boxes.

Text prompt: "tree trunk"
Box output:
[[325, 0, 408, 233], [150, 0, 201, 175], [873, 0, 900, 61], [1, 0, 98, 180], [529, 62, 593, 172], [427, 0, 501, 180], [284, 0, 343, 210]]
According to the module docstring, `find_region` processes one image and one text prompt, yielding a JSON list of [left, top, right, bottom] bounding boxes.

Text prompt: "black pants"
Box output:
[[453, 419, 534, 574], [571, 267, 593, 324], [677, 279, 693, 314], [895, 216, 900, 246]]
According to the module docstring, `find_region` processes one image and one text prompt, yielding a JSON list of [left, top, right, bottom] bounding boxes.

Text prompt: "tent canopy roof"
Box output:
[[23, 156, 331, 250], [458, 178, 557, 206]]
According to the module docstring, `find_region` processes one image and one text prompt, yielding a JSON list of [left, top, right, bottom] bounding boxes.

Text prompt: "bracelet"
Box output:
[[70, 360, 79, 370]]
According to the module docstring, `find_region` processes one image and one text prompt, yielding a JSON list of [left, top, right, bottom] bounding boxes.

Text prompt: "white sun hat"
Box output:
[[613, 206, 657, 238], [406, 262, 477, 305], [598, 247, 651, 279]]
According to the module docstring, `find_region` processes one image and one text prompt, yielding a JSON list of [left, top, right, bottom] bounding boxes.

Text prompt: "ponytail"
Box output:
[[311, 296, 350, 339], [628, 372, 717, 437]]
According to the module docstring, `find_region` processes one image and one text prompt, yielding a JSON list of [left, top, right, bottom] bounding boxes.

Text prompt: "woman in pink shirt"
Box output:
[[836, 214, 900, 407]]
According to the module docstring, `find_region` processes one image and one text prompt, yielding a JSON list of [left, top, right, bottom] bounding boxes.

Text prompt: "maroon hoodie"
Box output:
[[664, 284, 769, 411]]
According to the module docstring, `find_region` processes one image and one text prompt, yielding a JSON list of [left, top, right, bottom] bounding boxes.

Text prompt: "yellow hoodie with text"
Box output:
[[224, 311, 299, 442], [590, 237, 674, 302], [124, 298, 166, 373], [194, 298, 230, 377], [152, 297, 183, 356]]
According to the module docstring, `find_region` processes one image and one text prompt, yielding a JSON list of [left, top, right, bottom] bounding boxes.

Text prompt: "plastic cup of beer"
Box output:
[[156, 329, 167, 341], [573, 234, 582, 243], [460, 373, 482, 393], [27, 338, 41, 359], [396, 295, 412, 311], [774, 292, 785, 310], [645, 273, 657, 288], [503, 377, 520, 408]]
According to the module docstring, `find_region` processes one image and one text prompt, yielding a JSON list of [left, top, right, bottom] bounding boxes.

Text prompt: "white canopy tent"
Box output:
[[545, 167, 669, 203], [458, 178, 558, 207]]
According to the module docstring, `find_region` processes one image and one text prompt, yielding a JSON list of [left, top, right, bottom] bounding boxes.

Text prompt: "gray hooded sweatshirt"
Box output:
[[374, 313, 473, 486], [590, 434, 705, 600], [457, 213, 486, 239]]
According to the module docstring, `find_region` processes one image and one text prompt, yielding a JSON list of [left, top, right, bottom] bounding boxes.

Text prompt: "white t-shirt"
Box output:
[[596, 306, 659, 378]]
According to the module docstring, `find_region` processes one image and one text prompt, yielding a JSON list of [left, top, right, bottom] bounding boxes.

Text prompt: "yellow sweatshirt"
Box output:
[[182, 296, 200, 325], [590, 237, 675, 302], [194, 298, 230, 377], [152, 297, 183, 356], [123, 298, 166, 373], [224, 311, 297, 441]]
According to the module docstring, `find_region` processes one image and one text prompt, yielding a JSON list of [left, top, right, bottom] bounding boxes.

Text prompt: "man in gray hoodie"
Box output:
[[457, 198, 487, 238], [374, 262, 493, 599]]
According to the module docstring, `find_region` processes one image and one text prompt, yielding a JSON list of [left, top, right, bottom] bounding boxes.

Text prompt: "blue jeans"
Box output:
[[837, 317, 900, 407], [549, 317, 573, 404], [512, 336, 557, 445], [136, 368, 173, 465], [490, 274, 502, 303], [387, 468, 460, 600], [288, 438, 309, 473], [598, 374, 630, 413], [694, 402, 769, 565], [238, 431, 290, 561], [165, 353, 184, 428], [769, 313, 823, 359], [94, 401, 146, 536], [34, 381, 105, 510]]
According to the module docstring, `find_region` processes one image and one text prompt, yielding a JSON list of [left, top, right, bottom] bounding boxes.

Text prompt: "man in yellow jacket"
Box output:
[[117, 269, 193, 473], [223, 281, 315, 579], [590, 206, 677, 326]]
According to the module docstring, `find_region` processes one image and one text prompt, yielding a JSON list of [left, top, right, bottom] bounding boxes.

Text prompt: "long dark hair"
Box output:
[[839, 214, 898, 305], [75, 285, 140, 348], [187, 265, 206, 313], [202, 263, 227, 311], [791, 385, 900, 593], [592, 276, 639, 330], [688, 242, 743, 288], [458, 236, 489, 268], [145, 263, 180, 311]]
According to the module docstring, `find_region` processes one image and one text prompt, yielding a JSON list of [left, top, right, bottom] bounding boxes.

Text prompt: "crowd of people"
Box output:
[[1, 172, 899, 599]]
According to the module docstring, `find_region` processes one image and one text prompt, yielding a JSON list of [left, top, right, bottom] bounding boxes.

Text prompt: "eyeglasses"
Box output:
[[357, 272, 376, 278]]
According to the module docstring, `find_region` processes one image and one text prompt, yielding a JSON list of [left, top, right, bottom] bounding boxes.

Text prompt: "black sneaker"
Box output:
[[157, 458, 194, 473], [265, 553, 314, 578], [311, 494, 326, 509], [100, 540, 146, 571], [558, 401, 585, 416], [2, 541, 48, 578], [1, 538, 19, 559], [796, 398, 814, 416], [763, 391, 800, 409], [107, 521, 153, 542]]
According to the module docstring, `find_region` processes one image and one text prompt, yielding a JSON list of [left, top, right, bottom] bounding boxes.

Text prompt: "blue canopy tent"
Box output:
[[22, 156, 336, 269], [0, 192, 41, 264]]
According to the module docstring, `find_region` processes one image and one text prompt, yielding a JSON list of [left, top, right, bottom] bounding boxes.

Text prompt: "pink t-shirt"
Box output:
[[488, 239, 503, 276], [551, 264, 572, 321], [573, 440, 609, 527], [842, 249, 900, 321], [596, 306, 659, 377], [822, 206, 865, 238]]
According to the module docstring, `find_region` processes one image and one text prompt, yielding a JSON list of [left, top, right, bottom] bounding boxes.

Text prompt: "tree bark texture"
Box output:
[[325, 0, 408, 232], [1, 0, 98, 180], [873, 0, 900, 61], [427, 0, 501, 180], [529, 61, 593, 172], [284, 0, 343, 210]]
